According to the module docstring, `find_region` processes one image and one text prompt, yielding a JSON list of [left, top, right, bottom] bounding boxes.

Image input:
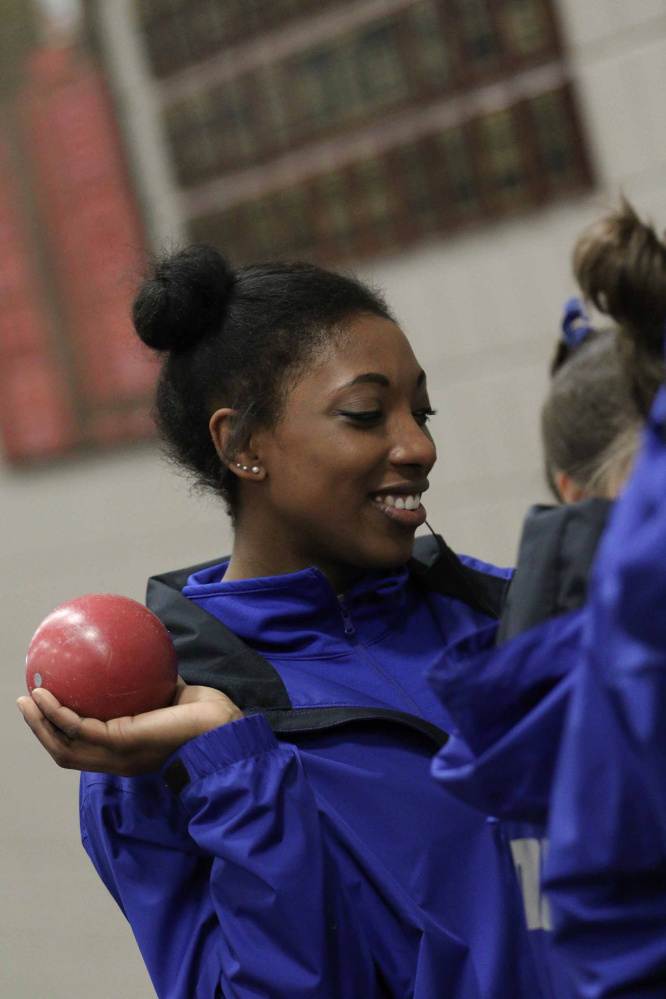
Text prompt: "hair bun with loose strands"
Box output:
[[132, 245, 235, 353]]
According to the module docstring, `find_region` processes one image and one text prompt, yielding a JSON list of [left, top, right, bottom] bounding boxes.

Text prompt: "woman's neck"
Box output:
[[224, 521, 364, 594]]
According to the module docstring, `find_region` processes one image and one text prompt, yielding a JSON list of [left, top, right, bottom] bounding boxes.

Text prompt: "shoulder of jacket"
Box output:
[[145, 561, 293, 713], [497, 499, 613, 642], [147, 555, 230, 592], [410, 534, 510, 620]]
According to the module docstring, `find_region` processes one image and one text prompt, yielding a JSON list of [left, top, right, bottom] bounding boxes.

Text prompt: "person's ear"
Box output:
[[209, 409, 266, 480], [554, 470, 590, 505], [209, 407, 235, 463]]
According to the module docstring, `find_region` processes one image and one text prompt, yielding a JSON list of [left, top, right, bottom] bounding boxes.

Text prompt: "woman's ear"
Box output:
[[209, 409, 267, 480], [554, 469, 590, 505], [209, 408, 235, 463]]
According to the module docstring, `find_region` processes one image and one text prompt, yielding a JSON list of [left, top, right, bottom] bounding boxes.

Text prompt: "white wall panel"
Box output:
[[557, 0, 621, 48], [612, 0, 666, 30]]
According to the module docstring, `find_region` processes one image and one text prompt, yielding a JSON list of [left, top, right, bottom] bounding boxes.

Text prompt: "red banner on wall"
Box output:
[[0, 131, 76, 462], [20, 44, 157, 410]]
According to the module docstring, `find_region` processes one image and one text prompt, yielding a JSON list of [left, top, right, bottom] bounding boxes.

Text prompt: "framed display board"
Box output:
[[138, 0, 592, 265]]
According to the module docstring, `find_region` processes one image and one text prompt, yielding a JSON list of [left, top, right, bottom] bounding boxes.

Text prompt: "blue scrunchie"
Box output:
[[561, 296, 593, 349]]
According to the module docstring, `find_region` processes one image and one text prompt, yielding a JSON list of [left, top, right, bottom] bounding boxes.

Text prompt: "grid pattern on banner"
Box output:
[[138, 0, 345, 77], [138, 0, 592, 265]]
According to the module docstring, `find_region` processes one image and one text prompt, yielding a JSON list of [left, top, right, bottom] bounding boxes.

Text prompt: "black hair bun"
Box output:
[[132, 245, 235, 352]]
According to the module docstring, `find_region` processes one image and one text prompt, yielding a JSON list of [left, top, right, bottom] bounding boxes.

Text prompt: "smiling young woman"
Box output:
[[213, 312, 437, 590], [18, 246, 552, 999]]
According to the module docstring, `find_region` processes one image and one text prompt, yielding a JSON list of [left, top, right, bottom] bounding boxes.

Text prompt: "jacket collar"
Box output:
[[145, 533, 507, 719], [182, 562, 410, 657]]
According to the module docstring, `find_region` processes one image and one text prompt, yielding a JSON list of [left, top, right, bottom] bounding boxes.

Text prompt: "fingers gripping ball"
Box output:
[[26, 595, 178, 721]]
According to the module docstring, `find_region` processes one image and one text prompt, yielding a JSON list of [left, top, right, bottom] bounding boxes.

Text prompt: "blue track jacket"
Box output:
[[430, 388, 666, 997], [545, 384, 666, 997], [79, 538, 551, 999]]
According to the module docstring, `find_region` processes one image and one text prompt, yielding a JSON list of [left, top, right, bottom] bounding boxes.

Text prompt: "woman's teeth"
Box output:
[[374, 494, 421, 510]]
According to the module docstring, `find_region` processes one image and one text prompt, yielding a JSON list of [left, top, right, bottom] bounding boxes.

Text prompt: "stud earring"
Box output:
[[235, 462, 248, 471], [251, 466, 260, 474]]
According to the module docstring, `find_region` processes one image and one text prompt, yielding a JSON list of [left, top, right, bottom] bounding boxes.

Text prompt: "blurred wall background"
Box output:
[[2, 1, 666, 996]]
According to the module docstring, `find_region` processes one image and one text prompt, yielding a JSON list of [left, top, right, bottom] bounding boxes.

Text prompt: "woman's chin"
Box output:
[[349, 532, 418, 570]]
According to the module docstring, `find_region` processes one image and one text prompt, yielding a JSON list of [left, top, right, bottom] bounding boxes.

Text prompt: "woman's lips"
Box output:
[[371, 496, 427, 527]]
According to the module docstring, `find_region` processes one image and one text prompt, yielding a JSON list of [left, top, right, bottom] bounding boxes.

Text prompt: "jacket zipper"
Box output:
[[338, 599, 422, 716], [339, 600, 355, 637]]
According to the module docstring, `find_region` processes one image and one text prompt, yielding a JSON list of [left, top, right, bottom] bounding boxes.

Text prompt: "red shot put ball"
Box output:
[[25, 594, 178, 721]]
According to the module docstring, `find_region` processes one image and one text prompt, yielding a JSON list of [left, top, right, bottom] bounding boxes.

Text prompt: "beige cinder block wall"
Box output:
[[4, 1, 666, 996]]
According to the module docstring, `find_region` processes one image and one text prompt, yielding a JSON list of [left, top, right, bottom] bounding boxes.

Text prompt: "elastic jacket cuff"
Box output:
[[162, 712, 278, 794]]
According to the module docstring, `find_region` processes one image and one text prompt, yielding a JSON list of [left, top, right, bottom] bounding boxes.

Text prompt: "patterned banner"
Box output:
[[0, 128, 76, 462], [21, 44, 156, 410]]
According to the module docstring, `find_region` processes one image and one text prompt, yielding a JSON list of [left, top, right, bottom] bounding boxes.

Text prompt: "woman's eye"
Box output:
[[339, 410, 383, 424], [414, 407, 437, 426]]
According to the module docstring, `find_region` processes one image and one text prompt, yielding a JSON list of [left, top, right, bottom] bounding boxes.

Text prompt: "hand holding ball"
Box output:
[[26, 594, 178, 721]]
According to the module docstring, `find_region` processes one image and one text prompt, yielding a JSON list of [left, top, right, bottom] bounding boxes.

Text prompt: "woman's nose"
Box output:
[[389, 418, 437, 470]]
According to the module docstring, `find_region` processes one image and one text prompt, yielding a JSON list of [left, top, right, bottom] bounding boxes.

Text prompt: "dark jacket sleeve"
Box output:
[[80, 713, 380, 999]]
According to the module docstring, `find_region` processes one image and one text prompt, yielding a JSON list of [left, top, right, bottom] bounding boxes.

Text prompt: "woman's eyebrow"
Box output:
[[340, 373, 391, 389], [339, 370, 426, 390]]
